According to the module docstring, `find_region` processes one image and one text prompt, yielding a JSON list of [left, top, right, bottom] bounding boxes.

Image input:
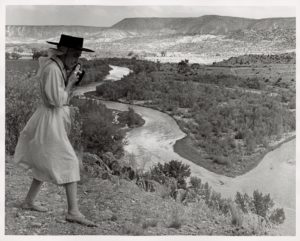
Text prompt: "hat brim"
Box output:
[[46, 41, 94, 52]]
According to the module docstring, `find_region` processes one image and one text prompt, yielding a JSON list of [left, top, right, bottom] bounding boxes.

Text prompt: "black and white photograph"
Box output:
[[2, 0, 298, 239]]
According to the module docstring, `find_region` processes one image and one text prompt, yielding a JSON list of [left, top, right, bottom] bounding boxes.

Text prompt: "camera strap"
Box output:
[[50, 57, 67, 86]]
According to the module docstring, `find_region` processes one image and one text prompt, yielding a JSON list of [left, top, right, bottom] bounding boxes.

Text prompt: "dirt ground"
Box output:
[[5, 155, 243, 236]]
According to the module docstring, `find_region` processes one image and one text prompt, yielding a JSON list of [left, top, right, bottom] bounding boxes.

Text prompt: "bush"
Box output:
[[149, 160, 191, 189], [235, 190, 282, 223], [252, 190, 274, 218], [71, 98, 125, 158], [6, 70, 40, 154], [10, 52, 21, 60], [118, 107, 145, 128], [189, 176, 202, 189], [269, 208, 285, 224]]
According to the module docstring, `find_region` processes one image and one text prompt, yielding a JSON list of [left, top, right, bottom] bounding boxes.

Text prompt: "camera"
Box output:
[[73, 63, 85, 86]]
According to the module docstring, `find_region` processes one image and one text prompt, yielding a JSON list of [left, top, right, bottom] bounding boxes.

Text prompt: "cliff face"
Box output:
[[6, 15, 295, 41], [5, 25, 106, 40], [5, 15, 295, 61], [111, 15, 295, 35]]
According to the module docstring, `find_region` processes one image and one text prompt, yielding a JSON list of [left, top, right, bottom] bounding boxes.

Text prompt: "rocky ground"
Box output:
[[5, 154, 260, 236]]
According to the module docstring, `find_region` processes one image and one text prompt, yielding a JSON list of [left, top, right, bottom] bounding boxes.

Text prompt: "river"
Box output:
[[74, 65, 296, 235]]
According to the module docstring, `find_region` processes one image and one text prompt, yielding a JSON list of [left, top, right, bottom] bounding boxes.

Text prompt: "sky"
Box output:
[[6, 5, 296, 27]]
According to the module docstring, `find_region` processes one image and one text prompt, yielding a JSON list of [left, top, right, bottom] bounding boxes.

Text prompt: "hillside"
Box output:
[[213, 52, 296, 66], [5, 25, 107, 41], [6, 15, 295, 63], [111, 15, 294, 36], [6, 15, 295, 41], [5, 155, 280, 235], [112, 15, 255, 35]]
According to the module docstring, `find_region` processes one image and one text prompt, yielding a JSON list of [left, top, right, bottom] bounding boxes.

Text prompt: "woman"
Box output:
[[14, 34, 97, 227]]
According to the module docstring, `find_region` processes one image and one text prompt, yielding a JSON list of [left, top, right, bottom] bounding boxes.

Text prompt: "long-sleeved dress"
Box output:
[[14, 55, 80, 185]]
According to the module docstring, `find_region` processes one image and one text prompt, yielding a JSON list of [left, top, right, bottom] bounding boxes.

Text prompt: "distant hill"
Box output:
[[6, 15, 295, 41], [5, 25, 107, 41], [112, 15, 295, 35], [5, 15, 296, 63]]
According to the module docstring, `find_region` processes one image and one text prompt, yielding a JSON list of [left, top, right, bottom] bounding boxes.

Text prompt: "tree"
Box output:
[[270, 208, 285, 224], [149, 160, 191, 189], [177, 59, 190, 74], [128, 51, 134, 57], [252, 190, 274, 218], [10, 52, 21, 60], [5, 52, 10, 59]]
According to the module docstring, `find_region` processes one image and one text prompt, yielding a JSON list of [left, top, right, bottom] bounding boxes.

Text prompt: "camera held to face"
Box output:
[[74, 63, 85, 86]]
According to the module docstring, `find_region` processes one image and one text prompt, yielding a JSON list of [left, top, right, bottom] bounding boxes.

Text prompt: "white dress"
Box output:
[[14, 56, 80, 185]]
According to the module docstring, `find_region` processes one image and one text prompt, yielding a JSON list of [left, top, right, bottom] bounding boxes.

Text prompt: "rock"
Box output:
[[31, 222, 42, 228], [100, 209, 114, 220], [56, 219, 67, 224], [56, 208, 65, 214]]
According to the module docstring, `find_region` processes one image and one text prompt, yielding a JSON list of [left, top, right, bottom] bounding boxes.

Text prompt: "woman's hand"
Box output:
[[65, 71, 79, 93]]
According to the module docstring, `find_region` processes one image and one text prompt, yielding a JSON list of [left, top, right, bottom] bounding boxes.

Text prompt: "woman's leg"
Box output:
[[64, 182, 80, 215], [21, 178, 47, 212], [64, 182, 97, 227]]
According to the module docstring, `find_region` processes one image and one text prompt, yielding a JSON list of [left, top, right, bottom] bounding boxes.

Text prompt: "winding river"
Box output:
[[74, 65, 296, 235]]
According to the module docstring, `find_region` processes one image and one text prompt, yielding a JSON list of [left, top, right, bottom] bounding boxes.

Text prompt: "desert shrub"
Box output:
[[189, 176, 202, 189], [142, 219, 158, 229], [269, 208, 285, 224], [229, 202, 244, 226], [70, 98, 125, 158], [81, 59, 110, 85], [122, 223, 144, 235], [167, 209, 183, 229], [5, 64, 40, 154], [235, 190, 283, 224], [10, 52, 21, 60], [118, 107, 145, 128], [252, 190, 274, 218], [149, 160, 191, 189], [235, 192, 248, 213]]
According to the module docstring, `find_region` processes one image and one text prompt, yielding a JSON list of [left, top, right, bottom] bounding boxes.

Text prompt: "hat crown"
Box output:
[[58, 34, 84, 49], [46, 34, 94, 52]]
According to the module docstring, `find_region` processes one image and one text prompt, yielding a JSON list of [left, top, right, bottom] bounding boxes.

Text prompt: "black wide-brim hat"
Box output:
[[47, 34, 94, 52]]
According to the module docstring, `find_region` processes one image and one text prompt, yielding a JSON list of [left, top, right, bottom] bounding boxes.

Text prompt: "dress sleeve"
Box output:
[[43, 64, 68, 107]]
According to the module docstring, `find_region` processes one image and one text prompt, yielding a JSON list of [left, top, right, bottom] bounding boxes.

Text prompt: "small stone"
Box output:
[[100, 209, 114, 220], [56, 219, 67, 224], [31, 222, 42, 228]]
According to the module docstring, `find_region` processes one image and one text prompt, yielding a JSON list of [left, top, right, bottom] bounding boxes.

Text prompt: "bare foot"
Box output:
[[20, 202, 48, 212], [66, 212, 98, 227]]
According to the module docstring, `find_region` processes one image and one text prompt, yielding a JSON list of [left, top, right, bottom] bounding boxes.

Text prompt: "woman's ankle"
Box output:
[[67, 209, 83, 216]]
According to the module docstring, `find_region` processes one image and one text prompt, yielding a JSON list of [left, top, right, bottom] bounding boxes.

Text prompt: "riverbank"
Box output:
[[84, 90, 295, 178], [174, 132, 295, 178]]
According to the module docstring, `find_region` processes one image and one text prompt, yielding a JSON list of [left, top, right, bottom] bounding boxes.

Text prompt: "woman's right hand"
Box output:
[[66, 71, 79, 93]]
